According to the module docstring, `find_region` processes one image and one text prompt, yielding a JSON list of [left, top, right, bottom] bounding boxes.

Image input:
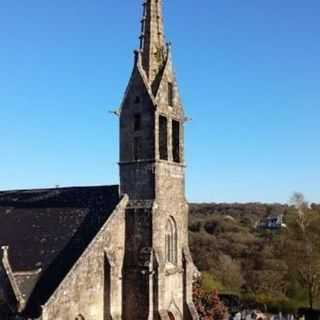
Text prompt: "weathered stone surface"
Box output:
[[42, 196, 128, 320]]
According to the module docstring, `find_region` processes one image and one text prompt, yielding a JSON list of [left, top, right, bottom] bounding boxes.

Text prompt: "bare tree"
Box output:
[[284, 192, 320, 309]]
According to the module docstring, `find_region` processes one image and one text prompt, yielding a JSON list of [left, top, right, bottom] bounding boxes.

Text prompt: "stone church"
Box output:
[[0, 1, 199, 319]]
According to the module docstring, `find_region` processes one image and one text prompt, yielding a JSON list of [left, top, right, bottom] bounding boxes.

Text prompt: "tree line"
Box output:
[[189, 193, 320, 313]]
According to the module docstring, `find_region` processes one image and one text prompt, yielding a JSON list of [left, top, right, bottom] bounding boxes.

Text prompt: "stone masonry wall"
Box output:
[[42, 196, 128, 320]]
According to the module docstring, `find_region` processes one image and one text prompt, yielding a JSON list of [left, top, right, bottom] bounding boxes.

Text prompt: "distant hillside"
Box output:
[[188, 202, 320, 312], [188, 202, 288, 274]]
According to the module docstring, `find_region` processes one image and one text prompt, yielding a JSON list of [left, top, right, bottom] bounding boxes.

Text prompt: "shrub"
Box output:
[[193, 282, 228, 320], [204, 219, 222, 235], [201, 272, 224, 293], [189, 221, 202, 232]]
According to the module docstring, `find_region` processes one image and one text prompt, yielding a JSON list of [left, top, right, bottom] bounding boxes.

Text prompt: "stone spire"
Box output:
[[139, 0, 167, 82]]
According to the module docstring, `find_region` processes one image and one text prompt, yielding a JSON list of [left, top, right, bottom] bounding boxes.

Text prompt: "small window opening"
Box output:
[[134, 96, 141, 104], [134, 114, 141, 131], [172, 120, 180, 163], [166, 218, 177, 265], [168, 312, 175, 320], [134, 137, 142, 160], [168, 82, 174, 106], [104, 254, 111, 319], [159, 115, 168, 160]]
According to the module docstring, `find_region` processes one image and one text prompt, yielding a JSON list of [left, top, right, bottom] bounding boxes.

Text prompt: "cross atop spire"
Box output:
[[139, 0, 168, 82]]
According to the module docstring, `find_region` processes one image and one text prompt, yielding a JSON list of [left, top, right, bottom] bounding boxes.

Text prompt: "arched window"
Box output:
[[75, 315, 85, 320], [165, 217, 177, 264], [168, 312, 176, 320]]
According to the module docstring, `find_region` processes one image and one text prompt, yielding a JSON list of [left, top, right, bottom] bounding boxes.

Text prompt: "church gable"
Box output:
[[154, 49, 185, 119], [42, 195, 128, 320], [0, 247, 41, 314], [0, 249, 19, 314], [120, 53, 157, 164], [120, 52, 156, 114]]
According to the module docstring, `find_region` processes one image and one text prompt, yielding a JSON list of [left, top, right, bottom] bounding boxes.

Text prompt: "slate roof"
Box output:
[[0, 185, 120, 317]]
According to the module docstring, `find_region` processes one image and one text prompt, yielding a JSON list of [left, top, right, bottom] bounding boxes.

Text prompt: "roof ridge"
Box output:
[[0, 184, 119, 193]]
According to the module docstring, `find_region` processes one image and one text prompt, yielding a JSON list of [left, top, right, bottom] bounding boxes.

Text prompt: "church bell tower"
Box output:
[[119, 1, 199, 319]]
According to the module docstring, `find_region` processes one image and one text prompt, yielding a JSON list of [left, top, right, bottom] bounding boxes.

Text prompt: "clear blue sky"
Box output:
[[0, 0, 319, 203]]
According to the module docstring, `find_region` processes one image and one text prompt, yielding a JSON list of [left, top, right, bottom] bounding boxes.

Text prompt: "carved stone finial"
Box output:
[[1, 245, 9, 258]]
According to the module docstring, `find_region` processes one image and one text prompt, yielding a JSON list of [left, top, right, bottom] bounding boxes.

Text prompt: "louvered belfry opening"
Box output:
[[159, 115, 168, 160]]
